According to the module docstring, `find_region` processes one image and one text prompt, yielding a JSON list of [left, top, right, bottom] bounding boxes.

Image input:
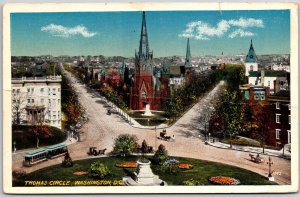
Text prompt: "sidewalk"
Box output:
[[206, 140, 291, 159]]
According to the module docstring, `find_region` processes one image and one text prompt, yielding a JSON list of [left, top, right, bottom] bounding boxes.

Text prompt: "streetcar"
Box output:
[[23, 143, 68, 167]]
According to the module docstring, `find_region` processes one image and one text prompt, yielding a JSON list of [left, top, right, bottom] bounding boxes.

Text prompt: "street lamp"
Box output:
[[13, 141, 16, 153], [267, 156, 274, 181], [208, 133, 211, 143]]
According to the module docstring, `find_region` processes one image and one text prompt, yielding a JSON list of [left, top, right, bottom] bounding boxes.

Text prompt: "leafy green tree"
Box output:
[[89, 162, 111, 178], [113, 134, 138, 157], [153, 144, 168, 164], [221, 90, 245, 147]]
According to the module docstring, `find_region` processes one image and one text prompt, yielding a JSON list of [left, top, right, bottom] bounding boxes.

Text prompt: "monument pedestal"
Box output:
[[123, 158, 166, 186]]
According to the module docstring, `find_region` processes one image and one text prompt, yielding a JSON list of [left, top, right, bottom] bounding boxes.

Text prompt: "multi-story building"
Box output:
[[11, 75, 62, 129], [239, 85, 290, 147]]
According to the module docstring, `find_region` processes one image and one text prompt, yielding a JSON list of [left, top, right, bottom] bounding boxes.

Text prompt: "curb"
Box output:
[[206, 141, 291, 160]]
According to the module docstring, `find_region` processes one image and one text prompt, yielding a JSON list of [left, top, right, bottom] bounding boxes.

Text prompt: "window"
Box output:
[[250, 65, 253, 71], [288, 104, 291, 110], [31, 88, 34, 93], [13, 100, 16, 103], [40, 88, 44, 92], [289, 115, 291, 124], [53, 88, 56, 92], [12, 89, 15, 93], [58, 88, 60, 92], [31, 99, 34, 103], [275, 129, 281, 140], [276, 114, 281, 123], [276, 102, 280, 109], [27, 88, 30, 93], [268, 81, 270, 87], [27, 99, 30, 103], [41, 98, 44, 104], [254, 91, 265, 100], [16, 89, 20, 93], [58, 99, 60, 104], [53, 115, 56, 119]]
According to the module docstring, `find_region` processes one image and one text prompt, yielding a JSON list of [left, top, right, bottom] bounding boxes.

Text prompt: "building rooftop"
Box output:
[[12, 75, 62, 83], [248, 70, 287, 77]]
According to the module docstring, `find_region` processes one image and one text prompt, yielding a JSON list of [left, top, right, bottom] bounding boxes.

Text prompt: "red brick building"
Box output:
[[240, 85, 290, 147]]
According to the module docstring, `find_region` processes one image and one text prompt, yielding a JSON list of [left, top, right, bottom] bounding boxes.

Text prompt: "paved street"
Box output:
[[12, 66, 291, 185]]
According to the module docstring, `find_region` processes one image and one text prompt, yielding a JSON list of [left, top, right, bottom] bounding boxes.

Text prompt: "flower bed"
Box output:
[[73, 171, 89, 175], [209, 176, 240, 185], [115, 161, 137, 168], [177, 163, 193, 169]]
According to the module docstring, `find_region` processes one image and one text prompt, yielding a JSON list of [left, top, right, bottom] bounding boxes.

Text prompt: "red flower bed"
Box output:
[[209, 176, 240, 185], [73, 171, 89, 175], [115, 161, 137, 168], [177, 163, 193, 169]]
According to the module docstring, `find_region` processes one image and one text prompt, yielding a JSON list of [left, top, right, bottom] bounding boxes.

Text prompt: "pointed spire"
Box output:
[[245, 39, 257, 63], [184, 38, 192, 68], [138, 11, 151, 60]]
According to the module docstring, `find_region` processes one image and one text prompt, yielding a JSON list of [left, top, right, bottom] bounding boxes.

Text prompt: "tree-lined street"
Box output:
[[12, 65, 291, 185]]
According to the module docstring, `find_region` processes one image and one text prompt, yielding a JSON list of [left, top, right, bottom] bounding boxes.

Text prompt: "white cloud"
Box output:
[[228, 29, 254, 38], [41, 24, 97, 38], [179, 17, 263, 40]]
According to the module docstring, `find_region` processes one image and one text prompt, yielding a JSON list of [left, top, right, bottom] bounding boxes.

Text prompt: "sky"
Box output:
[[11, 10, 290, 57]]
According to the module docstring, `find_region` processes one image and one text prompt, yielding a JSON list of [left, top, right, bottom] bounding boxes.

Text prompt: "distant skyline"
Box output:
[[11, 10, 290, 57]]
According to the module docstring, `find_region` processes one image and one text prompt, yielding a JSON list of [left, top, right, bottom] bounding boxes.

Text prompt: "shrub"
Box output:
[[62, 152, 73, 168], [182, 178, 200, 186], [113, 134, 138, 157], [89, 162, 111, 179], [153, 144, 168, 164], [141, 139, 148, 153]]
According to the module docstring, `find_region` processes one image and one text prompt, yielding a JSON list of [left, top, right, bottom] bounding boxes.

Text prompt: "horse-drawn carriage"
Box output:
[[159, 130, 175, 141], [87, 147, 107, 156]]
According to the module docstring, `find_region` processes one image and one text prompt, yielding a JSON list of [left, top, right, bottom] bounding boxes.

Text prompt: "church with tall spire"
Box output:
[[130, 12, 157, 110], [245, 39, 258, 76]]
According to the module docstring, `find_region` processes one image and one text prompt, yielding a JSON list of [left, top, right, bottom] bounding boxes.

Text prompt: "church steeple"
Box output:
[[184, 38, 192, 68], [136, 11, 152, 60], [245, 39, 257, 63]]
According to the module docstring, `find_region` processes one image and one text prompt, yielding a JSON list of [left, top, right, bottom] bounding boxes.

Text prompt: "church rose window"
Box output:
[[141, 92, 147, 98]]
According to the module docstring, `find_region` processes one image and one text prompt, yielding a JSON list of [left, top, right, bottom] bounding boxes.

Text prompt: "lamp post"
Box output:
[[13, 141, 16, 153], [267, 156, 274, 181], [208, 133, 211, 143]]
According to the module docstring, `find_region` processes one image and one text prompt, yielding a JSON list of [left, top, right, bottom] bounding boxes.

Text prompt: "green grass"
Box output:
[[14, 156, 276, 186]]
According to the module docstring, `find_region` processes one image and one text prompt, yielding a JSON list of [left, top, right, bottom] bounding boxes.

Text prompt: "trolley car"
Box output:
[[23, 143, 68, 166]]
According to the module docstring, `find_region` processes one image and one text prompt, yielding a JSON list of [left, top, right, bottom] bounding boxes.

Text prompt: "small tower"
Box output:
[[245, 39, 258, 76], [184, 38, 192, 68]]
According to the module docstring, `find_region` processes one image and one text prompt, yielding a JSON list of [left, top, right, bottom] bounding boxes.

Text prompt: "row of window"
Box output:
[[275, 114, 291, 124], [275, 129, 291, 142], [12, 88, 60, 94], [275, 102, 291, 110], [26, 98, 61, 105]]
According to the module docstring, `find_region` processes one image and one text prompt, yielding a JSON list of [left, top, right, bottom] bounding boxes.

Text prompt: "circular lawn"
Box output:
[[14, 156, 276, 186]]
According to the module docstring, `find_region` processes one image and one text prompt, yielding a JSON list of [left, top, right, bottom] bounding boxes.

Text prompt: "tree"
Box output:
[[11, 92, 26, 125], [153, 144, 168, 164], [220, 90, 245, 147], [113, 134, 138, 157], [141, 139, 148, 153], [32, 111, 52, 148], [89, 162, 110, 178], [61, 152, 73, 167], [253, 103, 272, 153]]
